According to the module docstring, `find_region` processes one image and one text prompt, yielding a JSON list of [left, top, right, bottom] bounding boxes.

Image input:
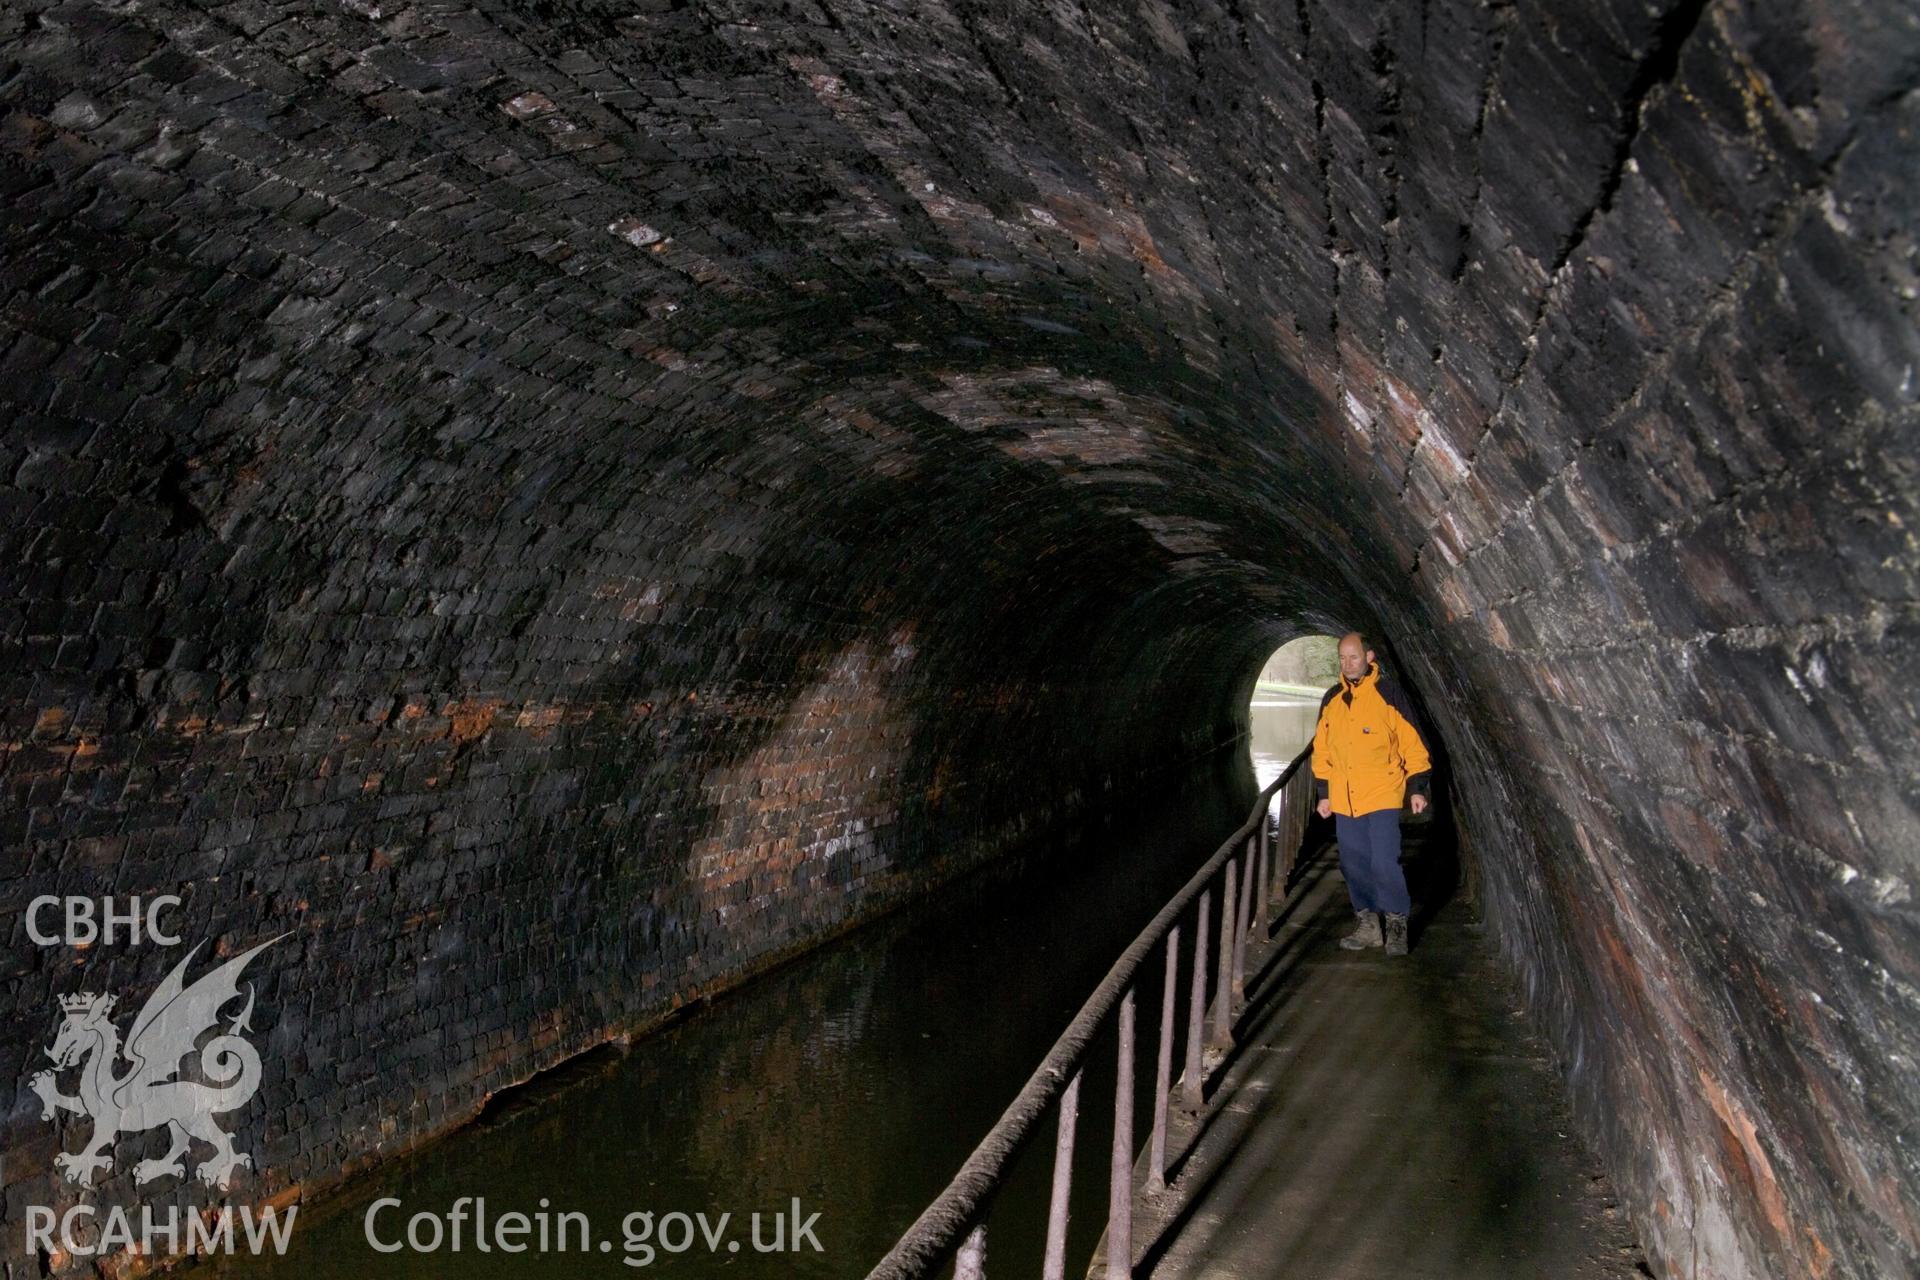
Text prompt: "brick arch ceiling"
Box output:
[[2, 1, 1915, 1277]]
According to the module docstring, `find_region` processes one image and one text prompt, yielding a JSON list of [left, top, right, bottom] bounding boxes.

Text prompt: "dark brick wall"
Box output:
[[0, 1, 1914, 1277]]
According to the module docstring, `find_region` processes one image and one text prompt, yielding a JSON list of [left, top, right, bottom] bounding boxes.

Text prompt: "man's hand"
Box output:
[[1316, 799, 1332, 819], [1409, 794, 1428, 815]]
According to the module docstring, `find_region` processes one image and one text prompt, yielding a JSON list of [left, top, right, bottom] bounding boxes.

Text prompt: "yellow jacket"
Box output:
[[1312, 663, 1433, 817]]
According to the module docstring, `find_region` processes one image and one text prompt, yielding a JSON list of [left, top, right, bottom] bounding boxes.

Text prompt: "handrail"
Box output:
[[864, 744, 1318, 1280]]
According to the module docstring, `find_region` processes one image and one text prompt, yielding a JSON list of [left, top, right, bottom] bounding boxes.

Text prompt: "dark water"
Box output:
[[198, 713, 1311, 1279]]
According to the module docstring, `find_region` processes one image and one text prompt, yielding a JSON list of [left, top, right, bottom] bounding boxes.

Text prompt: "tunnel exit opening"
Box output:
[[1247, 634, 1337, 789]]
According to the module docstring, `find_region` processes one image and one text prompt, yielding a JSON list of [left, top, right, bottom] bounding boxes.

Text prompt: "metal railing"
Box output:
[[864, 745, 1318, 1280]]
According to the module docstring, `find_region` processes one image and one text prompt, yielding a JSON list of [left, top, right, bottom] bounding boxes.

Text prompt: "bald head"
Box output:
[[1337, 632, 1376, 682]]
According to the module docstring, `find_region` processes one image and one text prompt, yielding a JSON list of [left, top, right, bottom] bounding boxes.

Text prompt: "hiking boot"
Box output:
[[1384, 912, 1410, 956], [1338, 911, 1383, 950]]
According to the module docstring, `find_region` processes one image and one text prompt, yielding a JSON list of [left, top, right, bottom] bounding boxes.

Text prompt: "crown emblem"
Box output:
[[59, 992, 113, 1015]]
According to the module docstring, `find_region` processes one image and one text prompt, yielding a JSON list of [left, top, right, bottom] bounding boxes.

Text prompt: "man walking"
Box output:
[[1312, 633, 1433, 957]]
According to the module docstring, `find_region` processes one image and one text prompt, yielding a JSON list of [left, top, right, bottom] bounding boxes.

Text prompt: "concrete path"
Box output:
[[1114, 842, 1652, 1280]]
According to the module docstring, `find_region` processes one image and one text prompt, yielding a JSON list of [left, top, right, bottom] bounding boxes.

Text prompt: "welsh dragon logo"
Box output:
[[29, 936, 283, 1190]]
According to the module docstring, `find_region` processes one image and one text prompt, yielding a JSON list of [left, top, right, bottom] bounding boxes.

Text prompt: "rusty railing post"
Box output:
[[1148, 926, 1178, 1193], [1180, 891, 1209, 1110], [1253, 817, 1269, 935], [955, 1223, 987, 1280], [1291, 779, 1304, 881], [1210, 860, 1235, 1050], [1041, 1069, 1081, 1280], [1268, 791, 1284, 904], [1108, 987, 1136, 1279], [1284, 778, 1302, 884], [1232, 837, 1254, 1003], [1299, 772, 1312, 871]]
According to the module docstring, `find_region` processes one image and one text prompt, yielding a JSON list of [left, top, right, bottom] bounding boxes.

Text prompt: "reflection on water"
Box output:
[[1249, 696, 1321, 788], [200, 755, 1260, 1280]]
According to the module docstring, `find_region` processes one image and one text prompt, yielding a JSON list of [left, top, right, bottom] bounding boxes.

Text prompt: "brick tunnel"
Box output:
[[1, 1, 1916, 1277]]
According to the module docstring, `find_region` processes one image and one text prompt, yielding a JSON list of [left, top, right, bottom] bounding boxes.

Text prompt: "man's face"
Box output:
[[1339, 640, 1373, 681]]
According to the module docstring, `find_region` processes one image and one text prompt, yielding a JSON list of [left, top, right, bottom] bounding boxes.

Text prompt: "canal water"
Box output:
[[1248, 693, 1320, 791], [203, 706, 1315, 1280]]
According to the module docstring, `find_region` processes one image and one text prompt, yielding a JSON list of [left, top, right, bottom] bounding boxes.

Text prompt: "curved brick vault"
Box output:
[[2, 0, 1916, 1276]]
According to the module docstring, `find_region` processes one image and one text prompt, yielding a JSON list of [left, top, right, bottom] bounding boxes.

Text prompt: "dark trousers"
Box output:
[[1335, 808, 1410, 916]]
